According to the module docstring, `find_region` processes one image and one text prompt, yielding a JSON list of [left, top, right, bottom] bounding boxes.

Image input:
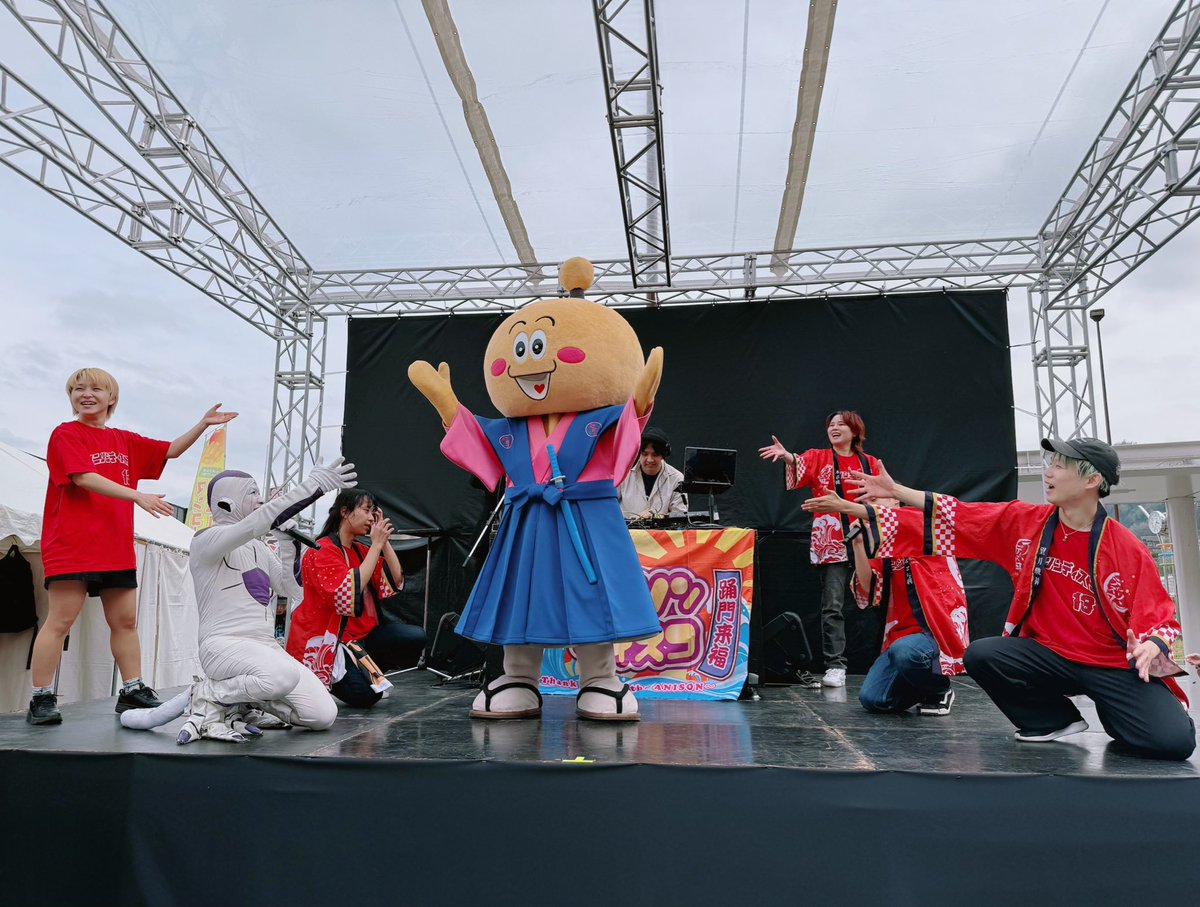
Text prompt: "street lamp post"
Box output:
[[1089, 307, 1112, 444]]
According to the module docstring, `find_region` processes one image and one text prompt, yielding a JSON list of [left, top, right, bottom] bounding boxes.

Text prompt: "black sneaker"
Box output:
[[918, 687, 955, 716], [28, 693, 62, 725], [116, 684, 162, 713]]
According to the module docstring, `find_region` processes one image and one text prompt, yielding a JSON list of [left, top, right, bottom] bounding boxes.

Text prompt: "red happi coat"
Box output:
[[852, 555, 969, 676], [785, 448, 882, 564], [286, 536, 400, 686], [862, 494, 1184, 688]]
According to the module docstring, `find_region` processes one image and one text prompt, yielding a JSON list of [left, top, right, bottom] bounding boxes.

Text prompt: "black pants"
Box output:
[[361, 621, 427, 672], [964, 636, 1196, 761], [330, 622, 428, 708], [818, 561, 851, 670]]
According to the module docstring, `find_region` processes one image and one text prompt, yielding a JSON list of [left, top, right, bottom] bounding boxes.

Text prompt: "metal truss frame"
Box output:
[[2, 0, 311, 300], [1032, 0, 1200, 440], [306, 237, 1042, 314], [0, 65, 281, 335], [593, 0, 672, 288], [5, 0, 1200, 487]]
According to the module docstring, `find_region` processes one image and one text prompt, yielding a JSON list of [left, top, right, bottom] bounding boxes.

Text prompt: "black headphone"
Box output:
[[641, 427, 672, 458]]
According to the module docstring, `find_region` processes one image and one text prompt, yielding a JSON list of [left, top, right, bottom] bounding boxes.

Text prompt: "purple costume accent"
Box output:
[[242, 568, 272, 607]]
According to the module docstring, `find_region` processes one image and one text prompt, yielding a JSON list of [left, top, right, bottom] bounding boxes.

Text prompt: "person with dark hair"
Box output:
[[806, 437, 1195, 761], [617, 427, 687, 519], [285, 489, 426, 708], [759, 410, 881, 688]]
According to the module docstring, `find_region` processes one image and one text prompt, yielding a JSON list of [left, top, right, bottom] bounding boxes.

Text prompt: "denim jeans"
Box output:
[[858, 632, 949, 713]]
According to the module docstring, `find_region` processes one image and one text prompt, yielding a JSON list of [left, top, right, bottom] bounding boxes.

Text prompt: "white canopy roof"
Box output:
[[1, 0, 1174, 271]]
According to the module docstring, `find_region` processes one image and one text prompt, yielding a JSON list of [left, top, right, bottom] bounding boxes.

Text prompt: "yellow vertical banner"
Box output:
[[185, 427, 227, 531]]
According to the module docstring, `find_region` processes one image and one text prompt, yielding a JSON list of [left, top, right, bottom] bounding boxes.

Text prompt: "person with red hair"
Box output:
[[759, 410, 881, 688]]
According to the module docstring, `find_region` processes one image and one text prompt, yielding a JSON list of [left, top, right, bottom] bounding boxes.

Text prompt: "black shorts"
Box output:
[[44, 569, 138, 597]]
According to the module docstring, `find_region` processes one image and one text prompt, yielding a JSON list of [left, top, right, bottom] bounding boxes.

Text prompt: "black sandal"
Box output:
[[576, 683, 640, 722], [470, 679, 543, 720]]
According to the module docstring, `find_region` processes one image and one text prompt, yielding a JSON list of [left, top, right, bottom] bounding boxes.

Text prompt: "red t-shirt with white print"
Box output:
[[41, 421, 170, 576], [1022, 526, 1128, 669]]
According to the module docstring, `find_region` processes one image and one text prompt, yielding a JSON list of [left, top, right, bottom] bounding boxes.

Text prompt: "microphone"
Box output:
[[281, 526, 321, 550]]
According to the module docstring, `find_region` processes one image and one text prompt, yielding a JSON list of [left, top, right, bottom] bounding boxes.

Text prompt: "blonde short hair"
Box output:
[[66, 368, 119, 417]]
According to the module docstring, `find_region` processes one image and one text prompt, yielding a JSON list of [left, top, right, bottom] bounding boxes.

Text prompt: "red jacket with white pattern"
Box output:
[[862, 494, 1182, 681], [785, 447, 882, 565]]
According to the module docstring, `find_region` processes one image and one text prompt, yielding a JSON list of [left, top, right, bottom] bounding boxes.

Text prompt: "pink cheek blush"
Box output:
[[490, 358, 507, 377], [557, 347, 586, 364]]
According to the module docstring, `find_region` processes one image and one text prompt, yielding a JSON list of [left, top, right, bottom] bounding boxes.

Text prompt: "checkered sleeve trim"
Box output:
[[784, 452, 807, 490], [865, 504, 898, 558], [378, 562, 401, 599], [332, 568, 362, 617], [929, 494, 958, 557]]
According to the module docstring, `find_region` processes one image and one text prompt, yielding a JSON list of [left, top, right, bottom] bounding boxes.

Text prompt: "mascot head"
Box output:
[[483, 257, 643, 418]]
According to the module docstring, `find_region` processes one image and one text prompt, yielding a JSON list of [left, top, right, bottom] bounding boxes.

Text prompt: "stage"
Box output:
[[4, 673, 1199, 905]]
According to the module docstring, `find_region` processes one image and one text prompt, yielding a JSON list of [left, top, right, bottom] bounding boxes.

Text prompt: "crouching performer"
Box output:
[[810, 438, 1195, 760], [835, 504, 968, 717], [121, 459, 356, 741]]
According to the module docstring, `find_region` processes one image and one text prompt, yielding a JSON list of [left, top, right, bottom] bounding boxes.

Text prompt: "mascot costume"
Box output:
[[121, 460, 355, 741], [409, 258, 663, 721]]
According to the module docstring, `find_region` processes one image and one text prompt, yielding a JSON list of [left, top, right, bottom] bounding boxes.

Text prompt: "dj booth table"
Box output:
[[539, 524, 755, 700]]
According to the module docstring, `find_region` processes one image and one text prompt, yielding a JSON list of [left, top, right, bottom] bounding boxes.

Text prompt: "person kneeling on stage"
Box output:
[[122, 460, 356, 742], [617, 427, 687, 520], [286, 489, 426, 709], [808, 438, 1195, 761], [842, 506, 968, 716]]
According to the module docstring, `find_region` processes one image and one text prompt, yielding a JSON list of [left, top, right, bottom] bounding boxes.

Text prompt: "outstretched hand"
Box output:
[[758, 435, 795, 466], [134, 490, 173, 518], [846, 462, 896, 501], [803, 490, 855, 516], [408, 360, 459, 426], [1126, 630, 1162, 683], [200, 404, 238, 426], [310, 456, 358, 493]]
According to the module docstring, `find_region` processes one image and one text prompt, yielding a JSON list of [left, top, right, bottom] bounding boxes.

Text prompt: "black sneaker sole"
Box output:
[[115, 701, 161, 713], [27, 712, 62, 725]]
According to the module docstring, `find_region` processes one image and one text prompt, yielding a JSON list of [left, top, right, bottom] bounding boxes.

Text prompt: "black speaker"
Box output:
[[761, 611, 813, 679], [425, 611, 487, 676]]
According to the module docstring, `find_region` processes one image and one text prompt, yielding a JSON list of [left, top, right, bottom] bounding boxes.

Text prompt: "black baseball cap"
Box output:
[[1040, 437, 1120, 496]]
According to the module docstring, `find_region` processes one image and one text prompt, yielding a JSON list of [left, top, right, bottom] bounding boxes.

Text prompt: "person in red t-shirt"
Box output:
[[759, 410, 882, 689], [27, 367, 237, 726], [805, 437, 1195, 761]]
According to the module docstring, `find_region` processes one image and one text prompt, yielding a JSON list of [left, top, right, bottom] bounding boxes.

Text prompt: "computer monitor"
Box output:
[[682, 447, 736, 490]]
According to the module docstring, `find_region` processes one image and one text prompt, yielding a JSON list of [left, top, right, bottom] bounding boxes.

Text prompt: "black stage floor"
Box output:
[[4, 673, 1200, 905], [5, 671, 1199, 775]]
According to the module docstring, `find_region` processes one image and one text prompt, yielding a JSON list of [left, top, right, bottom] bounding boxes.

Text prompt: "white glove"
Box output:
[[309, 456, 358, 494]]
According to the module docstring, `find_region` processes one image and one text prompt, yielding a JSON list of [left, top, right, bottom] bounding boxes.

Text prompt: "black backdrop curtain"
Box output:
[[344, 290, 1017, 675]]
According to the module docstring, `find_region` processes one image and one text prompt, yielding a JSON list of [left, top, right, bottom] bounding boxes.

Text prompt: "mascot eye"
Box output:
[[512, 332, 529, 362], [530, 330, 547, 360]]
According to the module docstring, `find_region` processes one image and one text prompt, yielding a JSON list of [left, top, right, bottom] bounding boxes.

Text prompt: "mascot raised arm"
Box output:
[[408, 257, 662, 721]]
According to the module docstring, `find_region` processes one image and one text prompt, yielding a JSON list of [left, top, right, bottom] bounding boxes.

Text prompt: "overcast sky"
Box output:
[[0, 1, 1195, 507]]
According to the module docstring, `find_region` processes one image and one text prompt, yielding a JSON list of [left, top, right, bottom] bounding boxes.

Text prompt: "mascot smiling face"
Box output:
[[482, 258, 644, 418]]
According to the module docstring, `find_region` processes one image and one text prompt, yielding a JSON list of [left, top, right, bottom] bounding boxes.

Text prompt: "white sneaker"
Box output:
[[1014, 719, 1088, 742], [821, 667, 846, 688]]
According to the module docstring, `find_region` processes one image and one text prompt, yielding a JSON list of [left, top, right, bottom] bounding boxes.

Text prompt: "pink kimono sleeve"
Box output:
[[578, 397, 651, 485], [439, 405, 505, 491]]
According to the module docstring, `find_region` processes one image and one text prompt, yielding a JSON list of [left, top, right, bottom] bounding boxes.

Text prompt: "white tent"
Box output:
[[0, 440, 199, 713]]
